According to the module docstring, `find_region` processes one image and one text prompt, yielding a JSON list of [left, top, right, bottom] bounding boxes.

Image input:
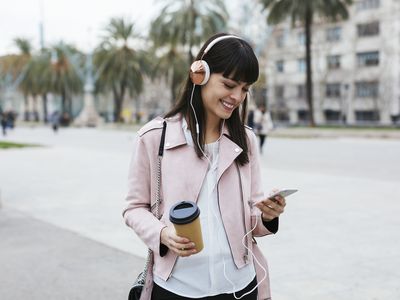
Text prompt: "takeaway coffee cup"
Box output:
[[169, 201, 204, 253]]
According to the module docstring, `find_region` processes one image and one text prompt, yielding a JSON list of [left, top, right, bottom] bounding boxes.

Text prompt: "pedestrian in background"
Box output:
[[123, 33, 286, 300], [254, 104, 274, 153], [247, 103, 255, 129], [1, 111, 8, 136], [50, 111, 60, 133], [7, 110, 15, 129]]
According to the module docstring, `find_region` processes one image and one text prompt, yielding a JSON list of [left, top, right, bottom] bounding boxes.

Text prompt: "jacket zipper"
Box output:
[[167, 257, 178, 279], [235, 162, 249, 262]]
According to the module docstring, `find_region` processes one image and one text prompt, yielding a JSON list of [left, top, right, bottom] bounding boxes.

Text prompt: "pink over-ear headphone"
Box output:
[[189, 35, 241, 86]]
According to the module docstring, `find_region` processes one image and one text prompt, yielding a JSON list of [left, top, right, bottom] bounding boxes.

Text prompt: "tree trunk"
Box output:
[[61, 89, 66, 114], [23, 94, 29, 121], [114, 98, 122, 123], [42, 93, 48, 123], [135, 96, 141, 123], [112, 86, 118, 122], [118, 83, 126, 123], [305, 6, 315, 127], [67, 96, 73, 119], [113, 84, 125, 123], [32, 95, 39, 121]]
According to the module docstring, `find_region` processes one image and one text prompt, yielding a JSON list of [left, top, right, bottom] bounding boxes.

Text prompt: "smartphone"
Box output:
[[268, 189, 298, 200]]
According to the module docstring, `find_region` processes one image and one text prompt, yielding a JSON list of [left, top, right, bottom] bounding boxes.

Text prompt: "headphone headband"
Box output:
[[202, 35, 241, 56]]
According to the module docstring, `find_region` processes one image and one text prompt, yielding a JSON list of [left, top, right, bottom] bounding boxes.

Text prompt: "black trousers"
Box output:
[[151, 276, 258, 300], [258, 134, 267, 151]]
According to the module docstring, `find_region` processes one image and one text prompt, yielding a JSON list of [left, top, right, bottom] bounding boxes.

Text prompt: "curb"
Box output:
[[270, 128, 400, 139]]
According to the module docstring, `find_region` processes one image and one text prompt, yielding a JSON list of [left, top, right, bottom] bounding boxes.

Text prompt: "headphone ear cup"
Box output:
[[190, 60, 210, 85]]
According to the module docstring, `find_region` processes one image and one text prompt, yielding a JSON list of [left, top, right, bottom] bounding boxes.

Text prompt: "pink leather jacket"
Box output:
[[123, 114, 277, 300]]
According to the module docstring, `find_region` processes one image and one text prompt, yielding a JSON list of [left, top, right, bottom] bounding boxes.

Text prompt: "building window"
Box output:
[[357, 51, 379, 67], [273, 111, 290, 122], [297, 85, 306, 99], [275, 85, 284, 99], [355, 110, 380, 122], [276, 34, 284, 48], [326, 83, 341, 98], [324, 110, 341, 122], [276, 60, 284, 73], [356, 0, 380, 11], [327, 55, 341, 69], [326, 26, 342, 42], [298, 110, 310, 122], [298, 59, 306, 72], [298, 31, 305, 45], [357, 21, 380, 37], [355, 81, 379, 97]]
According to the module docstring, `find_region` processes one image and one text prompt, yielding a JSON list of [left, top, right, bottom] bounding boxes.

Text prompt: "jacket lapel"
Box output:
[[217, 131, 242, 183], [163, 116, 209, 203]]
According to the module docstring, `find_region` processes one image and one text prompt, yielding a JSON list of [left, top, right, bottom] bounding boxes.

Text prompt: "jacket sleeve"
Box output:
[[247, 129, 279, 237], [122, 133, 167, 256]]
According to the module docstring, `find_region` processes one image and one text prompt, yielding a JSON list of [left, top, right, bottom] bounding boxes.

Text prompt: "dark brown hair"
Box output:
[[165, 33, 259, 165]]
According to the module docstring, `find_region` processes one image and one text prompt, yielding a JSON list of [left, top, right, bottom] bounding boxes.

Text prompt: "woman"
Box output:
[[123, 33, 286, 300]]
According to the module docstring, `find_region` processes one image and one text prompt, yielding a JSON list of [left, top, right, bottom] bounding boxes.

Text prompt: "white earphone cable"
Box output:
[[233, 217, 267, 299]]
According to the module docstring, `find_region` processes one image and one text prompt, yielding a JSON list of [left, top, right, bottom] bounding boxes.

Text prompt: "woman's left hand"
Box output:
[[255, 194, 286, 221]]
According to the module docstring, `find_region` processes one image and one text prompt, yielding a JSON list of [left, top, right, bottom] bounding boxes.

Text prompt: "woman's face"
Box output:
[[201, 73, 250, 122]]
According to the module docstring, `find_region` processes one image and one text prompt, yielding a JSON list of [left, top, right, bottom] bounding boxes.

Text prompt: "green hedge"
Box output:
[[0, 141, 39, 149]]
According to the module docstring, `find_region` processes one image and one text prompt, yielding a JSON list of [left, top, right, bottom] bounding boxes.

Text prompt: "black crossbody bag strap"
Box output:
[[129, 120, 167, 300]]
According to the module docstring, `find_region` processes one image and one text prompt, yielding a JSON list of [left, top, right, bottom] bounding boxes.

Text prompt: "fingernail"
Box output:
[[192, 249, 197, 253], [191, 243, 195, 247]]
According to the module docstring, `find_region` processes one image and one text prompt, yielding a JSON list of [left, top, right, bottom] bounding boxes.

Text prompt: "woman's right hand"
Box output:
[[160, 226, 197, 257]]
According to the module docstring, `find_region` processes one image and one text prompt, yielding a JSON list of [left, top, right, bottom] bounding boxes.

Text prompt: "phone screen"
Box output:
[[268, 189, 298, 199]]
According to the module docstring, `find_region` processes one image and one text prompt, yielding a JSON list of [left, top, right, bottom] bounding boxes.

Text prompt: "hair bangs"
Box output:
[[206, 38, 259, 85], [222, 46, 259, 84]]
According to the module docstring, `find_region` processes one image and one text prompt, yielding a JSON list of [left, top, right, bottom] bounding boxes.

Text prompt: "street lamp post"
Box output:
[[73, 51, 103, 127]]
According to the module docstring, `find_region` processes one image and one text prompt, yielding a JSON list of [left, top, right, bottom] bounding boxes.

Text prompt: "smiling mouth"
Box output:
[[221, 100, 234, 110]]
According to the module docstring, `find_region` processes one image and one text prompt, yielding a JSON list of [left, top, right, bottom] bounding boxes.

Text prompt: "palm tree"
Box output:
[[260, 0, 353, 126], [14, 38, 32, 56], [50, 43, 84, 119], [12, 38, 33, 120], [35, 51, 53, 123], [94, 18, 149, 123], [18, 55, 40, 121], [150, 0, 228, 64], [14, 48, 54, 123], [150, 46, 187, 106]]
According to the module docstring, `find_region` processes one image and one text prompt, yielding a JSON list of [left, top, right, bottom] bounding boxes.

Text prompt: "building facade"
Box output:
[[265, 0, 400, 125]]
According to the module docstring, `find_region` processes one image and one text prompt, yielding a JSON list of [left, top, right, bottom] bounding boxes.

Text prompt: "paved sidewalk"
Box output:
[[1, 126, 400, 299], [0, 208, 143, 300]]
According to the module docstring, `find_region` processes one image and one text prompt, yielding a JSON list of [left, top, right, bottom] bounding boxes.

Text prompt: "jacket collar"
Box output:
[[163, 115, 187, 150]]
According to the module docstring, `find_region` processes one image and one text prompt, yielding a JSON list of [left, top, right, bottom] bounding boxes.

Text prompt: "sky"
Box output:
[[0, 0, 160, 55], [0, 0, 268, 56]]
